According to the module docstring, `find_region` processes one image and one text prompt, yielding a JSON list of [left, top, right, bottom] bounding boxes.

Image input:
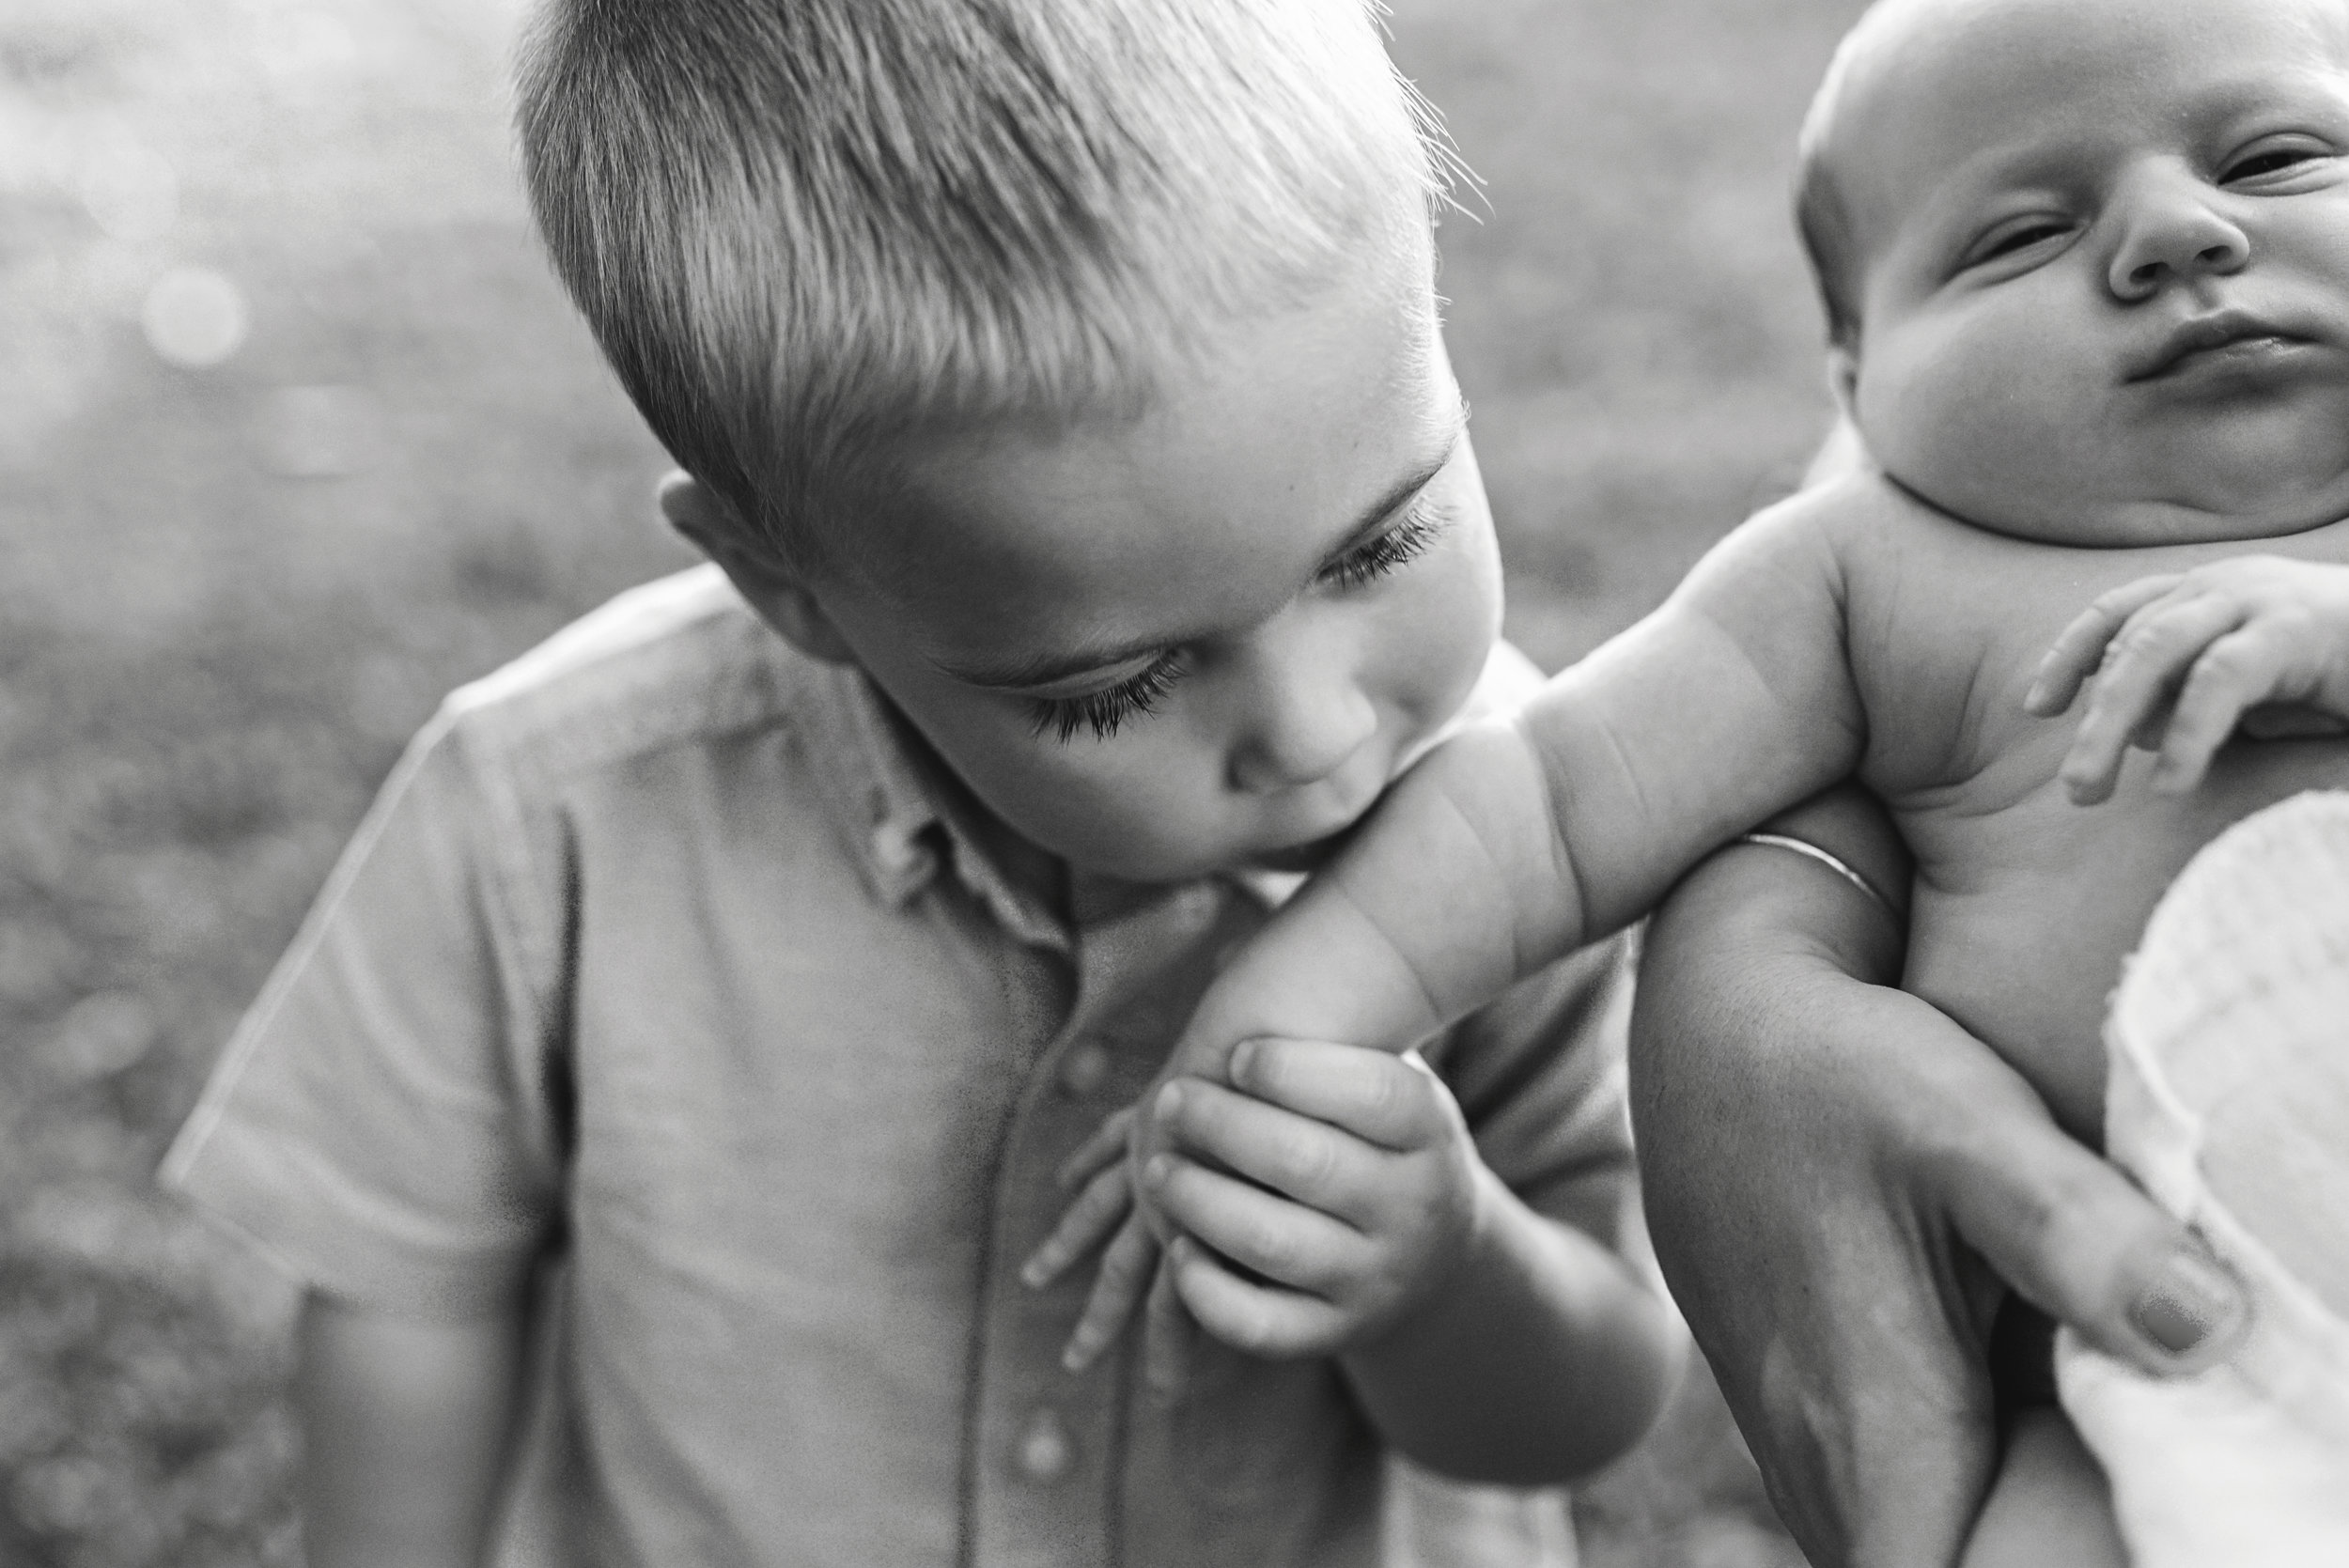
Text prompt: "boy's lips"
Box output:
[[2127, 310, 2313, 382]]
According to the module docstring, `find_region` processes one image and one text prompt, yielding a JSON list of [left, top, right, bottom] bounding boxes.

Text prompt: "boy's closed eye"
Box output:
[[1022, 495, 1455, 743]]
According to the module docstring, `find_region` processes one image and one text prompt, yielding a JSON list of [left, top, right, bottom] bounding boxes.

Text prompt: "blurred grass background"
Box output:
[[0, 0, 1866, 1561]]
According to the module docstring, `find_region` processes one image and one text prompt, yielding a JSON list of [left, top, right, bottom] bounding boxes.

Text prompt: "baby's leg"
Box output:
[[1958, 1409, 2127, 1568]]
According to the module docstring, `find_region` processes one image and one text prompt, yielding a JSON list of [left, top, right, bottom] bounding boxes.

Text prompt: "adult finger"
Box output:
[[1055, 1104, 1136, 1190], [1165, 1234, 1347, 1359], [2027, 574, 2180, 715], [1144, 1152, 1361, 1296], [1061, 1213, 1158, 1373], [1153, 1077, 1382, 1221], [1935, 1102, 2248, 1374], [1021, 1161, 1133, 1290], [1226, 1037, 1451, 1151]]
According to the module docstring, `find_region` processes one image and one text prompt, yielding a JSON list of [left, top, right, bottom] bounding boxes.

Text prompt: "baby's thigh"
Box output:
[[1958, 1408, 2127, 1568]]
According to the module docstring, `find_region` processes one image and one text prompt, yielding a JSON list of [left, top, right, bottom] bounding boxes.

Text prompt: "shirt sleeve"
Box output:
[[1424, 932, 1641, 1257], [159, 704, 566, 1317]]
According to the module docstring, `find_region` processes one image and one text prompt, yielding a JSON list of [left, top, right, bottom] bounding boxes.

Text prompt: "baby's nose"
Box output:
[[2108, 174, 2249, 301]]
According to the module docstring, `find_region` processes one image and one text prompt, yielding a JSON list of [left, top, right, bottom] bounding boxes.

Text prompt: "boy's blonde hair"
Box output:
[[518, 0, 1457, 573]]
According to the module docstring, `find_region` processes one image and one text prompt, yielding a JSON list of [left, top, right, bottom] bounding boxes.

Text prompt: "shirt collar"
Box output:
[[831, 667, 1074, 953]]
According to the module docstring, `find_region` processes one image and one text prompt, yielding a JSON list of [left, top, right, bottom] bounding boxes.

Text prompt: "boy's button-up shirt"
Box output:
[[162, 567, 1640, 1568]]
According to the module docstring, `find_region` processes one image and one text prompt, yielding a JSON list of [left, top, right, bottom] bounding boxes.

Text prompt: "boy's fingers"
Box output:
[[1153, 1077, 1382, 1220], [1054, 1104, 1137, 1190], [1934, 1114, 2248, 1374], [1021, 1160, 1134, 1289], [1142, 1257, 1198, 1400], [1060, 1214, 1157, 1373], [2027, 574, 2181, 714], [1143, 1153, 1361, 1295], [1165, 1234, 1346, 1359], [1225, 1038, 1449, 1151]]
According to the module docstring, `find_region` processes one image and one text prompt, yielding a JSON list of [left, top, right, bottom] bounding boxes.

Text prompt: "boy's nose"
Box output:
[[1225, 623, 1380, 795], [2106, 167, 2249, 302]]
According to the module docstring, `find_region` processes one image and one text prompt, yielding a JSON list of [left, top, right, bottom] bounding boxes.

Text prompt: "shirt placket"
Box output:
[[962, 878, 1265, 1568]]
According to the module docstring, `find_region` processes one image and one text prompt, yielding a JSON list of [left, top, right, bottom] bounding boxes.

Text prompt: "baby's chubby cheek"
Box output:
[[1854, 330, 2108, 537]]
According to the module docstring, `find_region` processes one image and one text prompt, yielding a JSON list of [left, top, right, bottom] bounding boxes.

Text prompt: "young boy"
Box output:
[[1043, 0, 2349, 1560], [157, 2, 1684, 1564]]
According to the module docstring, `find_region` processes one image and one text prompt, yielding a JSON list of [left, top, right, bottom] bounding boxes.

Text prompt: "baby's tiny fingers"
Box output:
[[1021, 1161, 1134, 1289], [2153, 626, 2297, 793], [1061, 1214, 1156, 1373], [2061, 596, 2248, 803], [2028, 574, 2183, 715], [1054, 1104, 1137, 1190]]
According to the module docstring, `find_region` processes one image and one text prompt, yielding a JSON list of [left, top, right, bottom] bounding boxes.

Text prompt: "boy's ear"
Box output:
[[657, 472, 859, 667]]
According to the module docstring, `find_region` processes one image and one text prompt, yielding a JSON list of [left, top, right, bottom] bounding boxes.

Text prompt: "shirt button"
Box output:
[[1058, 1041, 1111, 1097], [1016, 1406, 1075, 1483]]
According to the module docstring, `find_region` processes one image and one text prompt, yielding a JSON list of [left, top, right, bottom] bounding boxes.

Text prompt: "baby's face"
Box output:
[[799, 241, 1502, 885], [1836, 0, 2349, 545]]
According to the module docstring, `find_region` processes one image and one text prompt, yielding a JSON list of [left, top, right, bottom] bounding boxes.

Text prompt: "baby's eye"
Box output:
[[2220, 137, 2334, 186], [1024, 650, 1187, 743], [1959, 215, 2074, 271], [1317, 500, 1447, 592]]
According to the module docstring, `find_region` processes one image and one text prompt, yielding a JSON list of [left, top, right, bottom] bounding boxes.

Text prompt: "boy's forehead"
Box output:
[[842, 247, 1455, 671], [1827, 0, 2349, 255]]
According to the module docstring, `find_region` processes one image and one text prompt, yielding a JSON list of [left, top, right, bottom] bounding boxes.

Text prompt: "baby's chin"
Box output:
[[1898, 472, 2349, 551], [1878, 398, 2349, 549]]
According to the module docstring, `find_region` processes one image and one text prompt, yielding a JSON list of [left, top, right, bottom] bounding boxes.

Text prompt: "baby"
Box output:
[[1031, 0, 2349, 1560]]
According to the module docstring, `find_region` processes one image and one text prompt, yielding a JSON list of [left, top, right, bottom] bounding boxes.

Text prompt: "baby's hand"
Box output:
[[2026, 557, 2349, 804]]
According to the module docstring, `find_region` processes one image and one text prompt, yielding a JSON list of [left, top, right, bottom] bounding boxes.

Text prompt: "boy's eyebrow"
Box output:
[[944, 423, 1467, 693]]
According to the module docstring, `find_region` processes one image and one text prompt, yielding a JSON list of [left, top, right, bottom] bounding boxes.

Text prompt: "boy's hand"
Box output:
[[2027, 556, 2349, 803], [1137, 1038, 1483, 1358]]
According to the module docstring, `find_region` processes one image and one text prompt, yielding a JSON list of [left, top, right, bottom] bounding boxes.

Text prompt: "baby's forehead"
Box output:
[[1821, 0, 2349, 249]]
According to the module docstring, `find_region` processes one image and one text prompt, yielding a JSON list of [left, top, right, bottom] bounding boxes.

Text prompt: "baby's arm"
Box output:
[[2029, 555, 2349, 802], [1172, 484, 1874, 1077], [296, 1293, 528, 1568], [1034, 483, 1882, 1365]]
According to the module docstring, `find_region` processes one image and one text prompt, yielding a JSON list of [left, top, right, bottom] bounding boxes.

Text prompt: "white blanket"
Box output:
[[2058, 790, 2349, 1567]]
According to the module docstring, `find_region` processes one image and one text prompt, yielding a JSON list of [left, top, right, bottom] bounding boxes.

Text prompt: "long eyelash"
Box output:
[[1321, 502, 1446, 591], [1026, 652, 1186, 743]]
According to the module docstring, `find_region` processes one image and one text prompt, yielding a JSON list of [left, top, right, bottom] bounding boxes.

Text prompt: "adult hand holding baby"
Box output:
[[1634, 788, 2251, 1568]]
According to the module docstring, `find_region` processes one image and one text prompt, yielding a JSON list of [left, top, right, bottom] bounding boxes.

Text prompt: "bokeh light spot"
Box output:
[[140, 266, 248, 368]]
